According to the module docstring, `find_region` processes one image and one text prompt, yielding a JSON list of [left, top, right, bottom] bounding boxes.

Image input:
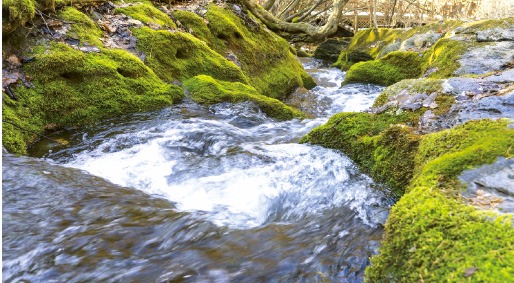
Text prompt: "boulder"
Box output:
[[313, 38, 351, 63]]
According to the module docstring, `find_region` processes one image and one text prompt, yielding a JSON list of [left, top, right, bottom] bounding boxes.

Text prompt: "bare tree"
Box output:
[[239, 0, 350, 42]]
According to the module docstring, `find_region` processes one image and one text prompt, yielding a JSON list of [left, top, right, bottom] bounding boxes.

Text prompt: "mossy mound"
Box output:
[[366, 119, 514, 282], [3, 43, 182, 154], [190, 4, 315, 98], [303, 113, 514, 281], [115, 3, 177, 29], [184, 75, 305, 121], [59, 6, 103, 47], [300, 111, 423, 196], [343, 51, 424, 86], [132, 26, 248, 83], [332, 28, 402, 70], [421, 38, 470, 79]]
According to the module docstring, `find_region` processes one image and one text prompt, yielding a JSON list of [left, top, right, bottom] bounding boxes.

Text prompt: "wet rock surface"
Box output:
[[460, 158, 514, 214]]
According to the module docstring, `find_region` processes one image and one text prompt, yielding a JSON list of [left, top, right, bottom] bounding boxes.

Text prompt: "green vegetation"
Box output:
[[343, 51, 423, 86], [115, 3, 177, 29], [173, 9, 224, 53], [3, 43, 181, 154], [421, 38, 470, 78], [332, 28, 402, 70], [184, 75, 305, 120], [59, 7, 103, 47], [300, 111, 423, 196], [366, 119, 514, 282], [204, 4, 315, 98], [132, 26, 248, 83]]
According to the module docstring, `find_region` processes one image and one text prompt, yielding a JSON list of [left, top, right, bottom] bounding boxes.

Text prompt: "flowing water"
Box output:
[[3, 59, 389, 282]]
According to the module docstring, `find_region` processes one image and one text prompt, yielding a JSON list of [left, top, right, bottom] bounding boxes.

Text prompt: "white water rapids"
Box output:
[[4, 58, 393, 282], [51, 59, 387, 229]]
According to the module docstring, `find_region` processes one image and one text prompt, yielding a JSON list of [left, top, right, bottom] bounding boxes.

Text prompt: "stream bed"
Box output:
[[3, 59, 390, 282]]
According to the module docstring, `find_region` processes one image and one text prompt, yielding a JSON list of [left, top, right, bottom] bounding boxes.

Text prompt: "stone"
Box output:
[[456, 41, 514, 76], [460, 158, 514, 213], [313, 38, 351, 63]]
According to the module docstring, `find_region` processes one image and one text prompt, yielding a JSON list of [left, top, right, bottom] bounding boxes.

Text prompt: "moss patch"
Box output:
[[421, 38, 470, 78], [2, 43, 182, 154], [366, 119, 514, 282], [115, 3, 177, 29], [344, 51, 424, 86], [184, 75, 305, 121], [332, 28, 402, 70], [59, 7, 103, 47], [132, 26, 248, 83]]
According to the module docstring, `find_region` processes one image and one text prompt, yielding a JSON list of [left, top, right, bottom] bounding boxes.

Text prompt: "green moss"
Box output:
[[173, 10, 224, 53], [2, 43, 182, 154], [412, 119, 514, 189], [184, 75, 305, 121], [59, 7, 103, 47], [332, 28, 402, 70], [301, 111, 422, 195], [344, 51, 423, 86], [373, 78, 444, 107], [204, 4, 315, 99], [421, 38, 469, 78], [132, 26, 248, 84], [367, 120, 514, 282], [115, 3, 177, 29], [2, 0, 35, 30]]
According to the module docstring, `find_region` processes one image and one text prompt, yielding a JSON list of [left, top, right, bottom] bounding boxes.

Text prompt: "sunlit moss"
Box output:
[[2, 43, 182, 154], [59, 7, 103, 47], [132, 26, 248, 84], [343, 51, 424, 86], [184, 75, 305, 120], [115, 3, 177, 29], [367, 119, 514, 282]]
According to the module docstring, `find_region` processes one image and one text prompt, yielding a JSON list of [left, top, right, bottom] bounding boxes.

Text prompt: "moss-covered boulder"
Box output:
[[184, 75, 305, 121], [300, 111, 423, 196], [115, 3, 177, 29], [332, 28, 402, 70], [343, 51, 423, 86], [132, 27, 248, 83], [173, 4, 315, 99], [366, 119, 514, 282], [313, 38, 351, 63], [3, 43, 182, 154]]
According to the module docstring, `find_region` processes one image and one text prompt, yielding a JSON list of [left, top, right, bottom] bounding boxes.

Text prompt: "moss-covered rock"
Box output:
[[300, 111, 423, 196], [343, 51, 424, 86], [115, 3, 177, 29], [332, 28, 402, 70], [59, 6, 103, 47], [313, 38, 351, 63], [366, 119, 514, 282], [184, 75, 305, 120], [132, 26, 248, 83], [2, 43, 182, 154], [185, 4, 315, 98]]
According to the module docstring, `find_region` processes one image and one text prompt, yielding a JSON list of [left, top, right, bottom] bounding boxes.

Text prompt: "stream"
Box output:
[[3, 58, 389, 282]]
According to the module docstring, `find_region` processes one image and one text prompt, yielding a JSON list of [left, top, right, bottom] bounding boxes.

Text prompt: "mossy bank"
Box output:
[[2, 1, 314, 154], [303, 17, 514, 282]]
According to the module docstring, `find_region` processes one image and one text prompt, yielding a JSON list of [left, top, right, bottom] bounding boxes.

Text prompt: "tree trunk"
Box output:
[[240, 0, 350, 42]]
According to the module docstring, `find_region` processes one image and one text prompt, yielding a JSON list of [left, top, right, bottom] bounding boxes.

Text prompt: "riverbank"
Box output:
[[2, 1, 315, 154], [305, 17, 514, 281]]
